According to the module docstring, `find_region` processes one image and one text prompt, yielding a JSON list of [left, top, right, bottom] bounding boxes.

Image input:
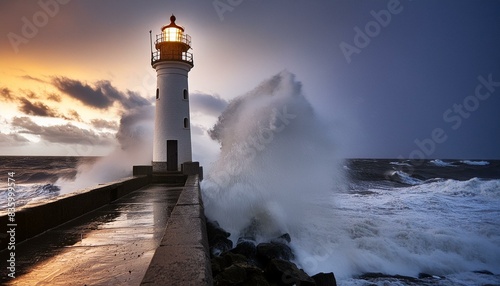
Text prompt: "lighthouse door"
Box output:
[[167, 140, 178, 171]]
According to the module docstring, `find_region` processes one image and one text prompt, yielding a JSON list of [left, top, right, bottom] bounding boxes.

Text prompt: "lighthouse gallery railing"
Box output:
[[152, 33, 193, 65]]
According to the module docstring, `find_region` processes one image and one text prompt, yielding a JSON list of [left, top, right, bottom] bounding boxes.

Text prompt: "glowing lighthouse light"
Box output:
[[163, 25, 183, 42], [151, 15, 194, 172]]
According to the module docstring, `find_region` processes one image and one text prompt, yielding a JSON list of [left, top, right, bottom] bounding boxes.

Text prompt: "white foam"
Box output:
[[202, 71, 342, 241], [390, 161, 412, 167], [0, 183, 60, 213], [300, 178, 500, 281], [200, 71, 500, 284], [386, 170, 423, 185], [461, 160, 490, 166], [430, 159, 455, 167]]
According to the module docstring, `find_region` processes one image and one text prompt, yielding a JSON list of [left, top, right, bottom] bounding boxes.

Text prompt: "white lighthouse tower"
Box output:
[[151, 15, 194, 172]]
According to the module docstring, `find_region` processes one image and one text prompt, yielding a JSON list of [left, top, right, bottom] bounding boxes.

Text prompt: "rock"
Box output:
[[312, 272, 337, 286], [265, 259, 315, 286], [211, 252, 248, 276], [223, 252, 249, 267], [257, 241, 294, 263], [207, 221, 233, 257], [213, 257, 265, 286], [274, 233, 291, 244], [216, 264, 247, 285], [359, 272, 419, 283], [230, 239, 257, 260], [240, 273, 270, 286], [211, 256, 225, 276], [240, 218, 259, 241], [207, 222, 314, 286], [473, 270, 494, 275], [418, 273, 433, 279]]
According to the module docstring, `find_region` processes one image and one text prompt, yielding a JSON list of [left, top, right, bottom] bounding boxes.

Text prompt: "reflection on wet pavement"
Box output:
[[1, 184, 182, 285]]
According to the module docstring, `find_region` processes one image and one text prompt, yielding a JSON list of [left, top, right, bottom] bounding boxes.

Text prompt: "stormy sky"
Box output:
[[1, 0, 499, 162]]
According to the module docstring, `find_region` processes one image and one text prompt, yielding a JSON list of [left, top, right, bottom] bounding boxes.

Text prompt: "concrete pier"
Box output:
[[0, 174, 212, 285], [141, 175, 212, 285]]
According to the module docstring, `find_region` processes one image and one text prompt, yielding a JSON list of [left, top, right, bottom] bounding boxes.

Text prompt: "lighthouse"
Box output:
[[151, 15, 194, 172]]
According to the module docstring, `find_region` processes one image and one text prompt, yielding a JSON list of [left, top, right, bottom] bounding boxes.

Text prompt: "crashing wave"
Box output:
[[0, 184, 60, 212], [460, 160, 490, 166], [430, 159, 455, 167], [386, 170, 423, 186]]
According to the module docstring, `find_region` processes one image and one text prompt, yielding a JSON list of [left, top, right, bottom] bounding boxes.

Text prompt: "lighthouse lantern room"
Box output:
[[151, 15, 194, 172]]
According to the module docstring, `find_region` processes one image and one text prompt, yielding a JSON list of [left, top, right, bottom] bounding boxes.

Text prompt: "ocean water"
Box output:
[[202, 158, 500, 285], [333, 159, 500, 285], [201, 71, 500, 285], [3, 71, 500, 285], [0, 157, 499, 284], [0, 156, 98, 213]]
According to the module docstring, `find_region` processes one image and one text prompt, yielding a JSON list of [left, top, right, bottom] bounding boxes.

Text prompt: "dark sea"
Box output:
[[2, 156, 500, 285], [0, 156, 99, 213], [202, 158, 500, 286]]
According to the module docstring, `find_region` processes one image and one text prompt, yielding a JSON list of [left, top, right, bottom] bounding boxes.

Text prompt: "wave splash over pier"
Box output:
[[201, 70, 343, 267], [201, 71, 500, 285]]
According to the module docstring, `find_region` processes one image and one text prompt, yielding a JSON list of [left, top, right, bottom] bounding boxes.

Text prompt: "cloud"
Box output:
[[11, 117, 42, 133], [66, 110, 82, 121], [0, 87, 15, 101], [52, 77, 151, 110], [25, 91, 39, 99], [91, 118, 118, 130], [12, 116, 115, 146], [191, 123, 206, 136], [115, 105, 154, 150], [122, 90, 151, 109], [20, 75, 45, 83], [46, 93, 61, 102], [1, 88, 67, 119], [190, 93, 228, 117], [52, 77, 114, 109], [18, 98, 61, 117], [0, 132, 30, 146]]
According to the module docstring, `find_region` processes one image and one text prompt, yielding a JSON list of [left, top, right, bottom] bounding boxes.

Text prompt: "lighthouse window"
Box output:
[[156, 88, 159, 100], [183, 89, 188, 100], [183, 118, 189, 129]]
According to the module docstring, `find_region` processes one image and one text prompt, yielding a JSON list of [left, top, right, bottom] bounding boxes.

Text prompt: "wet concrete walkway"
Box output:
[[1, 184, 182, 286]]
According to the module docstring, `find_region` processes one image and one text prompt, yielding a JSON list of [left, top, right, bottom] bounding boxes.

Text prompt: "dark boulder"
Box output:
[[359, 272, 419, 283], [240, 273, 270, 286], [230, 239, 257, 260], [312, 272, 337, 286], [418, 273, 433, 279], [208, 222, 341, 286], [213, 255, 266, 286], [207, 221, 233, 257], [473, 270, 494, 275], [265, 259, 315, 286], [256, 241, 294, 263], [274, 233, 291, 244], [216, 264, 247, 285], [212, 252, 248, 276]]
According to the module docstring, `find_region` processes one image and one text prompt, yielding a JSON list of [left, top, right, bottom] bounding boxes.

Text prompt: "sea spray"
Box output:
[[201, 70, 345, 262], [56, 105, 154, 194], [200, 71, 500, 284]]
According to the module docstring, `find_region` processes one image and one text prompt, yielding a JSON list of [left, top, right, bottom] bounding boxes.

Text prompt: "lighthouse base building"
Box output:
[[152, 61, 192, 172]]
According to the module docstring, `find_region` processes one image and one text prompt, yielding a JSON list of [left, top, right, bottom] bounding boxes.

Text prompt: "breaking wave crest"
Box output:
[[201, 70, 342, 241], [200, 71, 500, 284]]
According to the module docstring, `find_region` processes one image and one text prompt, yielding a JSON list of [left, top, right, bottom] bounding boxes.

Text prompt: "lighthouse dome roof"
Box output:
[[162, 14, 184, 32]]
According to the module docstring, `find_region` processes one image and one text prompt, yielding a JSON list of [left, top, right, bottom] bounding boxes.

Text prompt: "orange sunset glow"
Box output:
[[1, 1, 500, 161]]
